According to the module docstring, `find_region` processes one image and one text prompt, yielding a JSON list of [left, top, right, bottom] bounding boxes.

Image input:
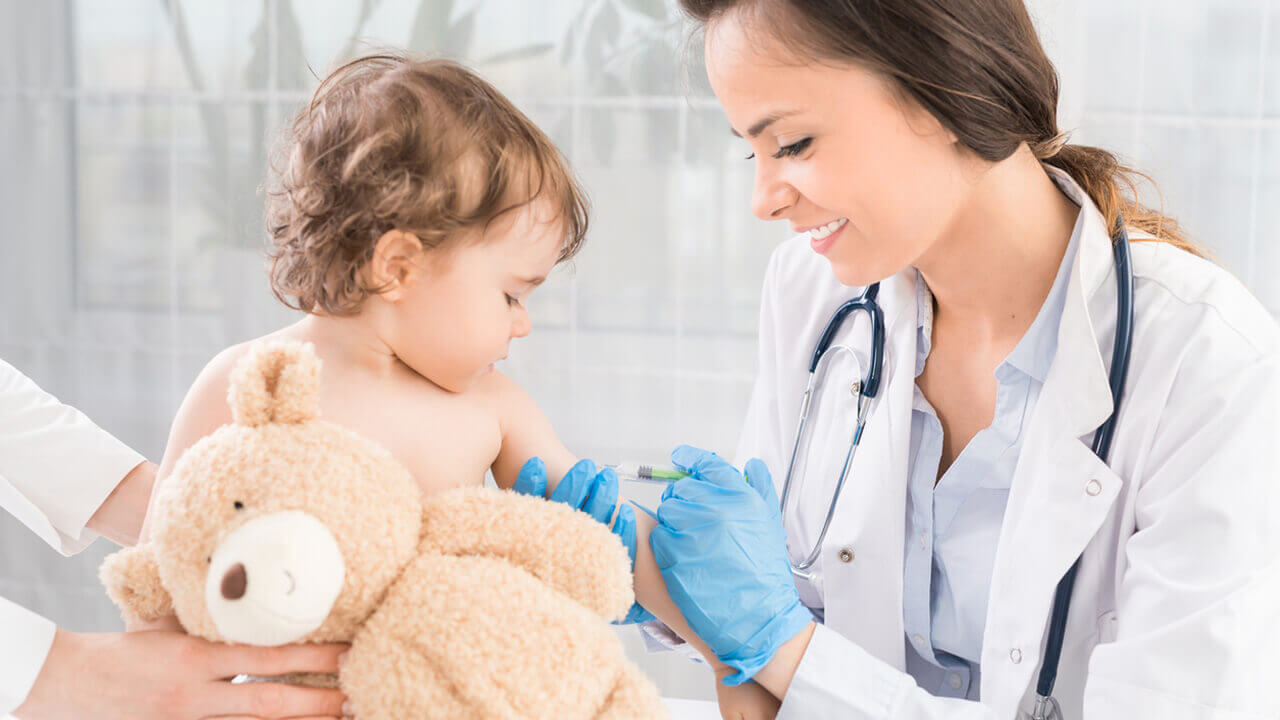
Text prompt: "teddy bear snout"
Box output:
[[204, 510, 346, 646], [221, 563, 248, 600]]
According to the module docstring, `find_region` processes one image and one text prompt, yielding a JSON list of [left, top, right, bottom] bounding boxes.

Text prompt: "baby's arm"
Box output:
[[491, 374, 780, 718], [487, 370, 580, 490]]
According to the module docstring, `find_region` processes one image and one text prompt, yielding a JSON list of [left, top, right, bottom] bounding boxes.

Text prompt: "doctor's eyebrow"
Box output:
[[731, 110, 802, 139]]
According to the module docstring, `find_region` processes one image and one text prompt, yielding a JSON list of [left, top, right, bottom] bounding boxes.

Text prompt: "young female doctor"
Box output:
[[523, 0, 1280, 718]]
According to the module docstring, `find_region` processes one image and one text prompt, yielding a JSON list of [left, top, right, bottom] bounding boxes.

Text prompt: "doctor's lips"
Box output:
[[799, 217, 849, 255]]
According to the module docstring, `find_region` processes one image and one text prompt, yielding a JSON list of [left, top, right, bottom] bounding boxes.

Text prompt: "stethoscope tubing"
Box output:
[[781, 282, 886, 576], [1033, 220, 1135, 711]]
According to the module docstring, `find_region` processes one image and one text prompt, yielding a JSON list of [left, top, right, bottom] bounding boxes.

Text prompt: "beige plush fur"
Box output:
[[101, 340, 667, 720]]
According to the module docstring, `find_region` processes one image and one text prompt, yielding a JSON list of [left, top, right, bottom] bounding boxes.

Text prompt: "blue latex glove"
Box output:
[[649, 445, 815, 685], [514, 457, 656, 624]]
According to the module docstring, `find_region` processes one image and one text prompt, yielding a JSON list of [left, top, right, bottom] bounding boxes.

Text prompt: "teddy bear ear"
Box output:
[[228, 341, 321, 427]]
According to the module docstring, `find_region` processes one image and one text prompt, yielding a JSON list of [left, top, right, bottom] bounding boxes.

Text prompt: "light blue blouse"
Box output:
[[902, 209, 1082, 699]]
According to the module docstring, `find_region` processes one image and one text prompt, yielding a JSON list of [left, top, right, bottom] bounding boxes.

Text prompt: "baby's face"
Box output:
[[389, 198, 565, 392]]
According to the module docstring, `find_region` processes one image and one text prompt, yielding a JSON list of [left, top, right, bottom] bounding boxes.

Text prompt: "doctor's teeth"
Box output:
[[808, 218, 848, 240]]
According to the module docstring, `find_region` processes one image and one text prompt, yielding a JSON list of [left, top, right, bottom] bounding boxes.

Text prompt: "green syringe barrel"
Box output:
[[608, 463, 690, 484]]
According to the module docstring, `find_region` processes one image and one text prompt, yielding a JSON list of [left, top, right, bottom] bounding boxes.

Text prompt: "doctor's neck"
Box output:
[[913, 142, 1080, 344]]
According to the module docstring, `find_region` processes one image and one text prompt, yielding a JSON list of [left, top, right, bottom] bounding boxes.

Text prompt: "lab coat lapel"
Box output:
[[820, 269, 918, 671], [980, 180, 1125, 714]]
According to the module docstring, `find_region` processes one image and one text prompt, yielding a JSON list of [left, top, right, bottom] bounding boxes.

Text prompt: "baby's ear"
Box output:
[[419, 488, 635, 621], [368, 230, 425, 302], [100, 544, 174, 625]]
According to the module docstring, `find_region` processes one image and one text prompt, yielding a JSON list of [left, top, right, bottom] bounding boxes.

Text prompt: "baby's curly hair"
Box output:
[[265, 53, 589, 315]]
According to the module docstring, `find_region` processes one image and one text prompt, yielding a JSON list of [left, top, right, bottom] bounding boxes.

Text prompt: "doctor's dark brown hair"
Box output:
[[266, 53, 590, 315], [680, 0, 1200, 255]]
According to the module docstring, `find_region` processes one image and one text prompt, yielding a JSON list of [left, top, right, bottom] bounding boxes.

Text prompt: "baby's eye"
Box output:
[[772, 137, 813, 159], [233, 501, 244, 510], [505, 293, 522, 307]]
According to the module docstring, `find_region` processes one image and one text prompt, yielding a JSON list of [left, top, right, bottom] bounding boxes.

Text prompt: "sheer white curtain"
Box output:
[[1, 0, 1276, 701]]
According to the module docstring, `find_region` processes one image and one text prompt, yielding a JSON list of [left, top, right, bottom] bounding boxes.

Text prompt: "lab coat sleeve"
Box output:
[[0, 596, 58, 716], [0, 358, 145, 555], [1079, 350, 1280, 718], [777, 623, 997, 719]]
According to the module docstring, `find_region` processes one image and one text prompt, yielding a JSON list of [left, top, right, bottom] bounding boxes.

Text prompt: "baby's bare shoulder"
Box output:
[[469, 369, 539, 420], [162, 330, 303, 473]]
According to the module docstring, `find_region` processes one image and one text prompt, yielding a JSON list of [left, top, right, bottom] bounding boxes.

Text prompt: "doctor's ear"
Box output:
[[367, 230, 426, 302]]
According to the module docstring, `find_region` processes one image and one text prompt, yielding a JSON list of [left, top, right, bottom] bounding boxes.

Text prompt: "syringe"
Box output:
[[607, 463, 690, 484]]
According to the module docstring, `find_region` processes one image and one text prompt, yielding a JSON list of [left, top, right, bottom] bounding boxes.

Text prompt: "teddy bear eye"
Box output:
[[233, 501, 245, 510]]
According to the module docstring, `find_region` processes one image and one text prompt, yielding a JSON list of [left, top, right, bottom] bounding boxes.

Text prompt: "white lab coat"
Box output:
[[736, 168, 1280, 719], [0, 359, 144, 715]]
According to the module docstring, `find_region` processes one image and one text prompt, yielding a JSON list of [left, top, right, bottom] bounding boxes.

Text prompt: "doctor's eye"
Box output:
[[772, 137, 812, 159], [744, 151, 756, 160]]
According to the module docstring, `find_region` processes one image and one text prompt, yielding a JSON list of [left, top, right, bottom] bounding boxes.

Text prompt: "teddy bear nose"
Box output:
[[221, 563, 248, 600]]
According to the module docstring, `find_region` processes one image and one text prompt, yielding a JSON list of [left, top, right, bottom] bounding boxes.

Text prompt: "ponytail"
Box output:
[[1038, 137, 1204, 257]]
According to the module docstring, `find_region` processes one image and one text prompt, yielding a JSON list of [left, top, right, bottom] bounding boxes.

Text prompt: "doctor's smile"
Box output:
[[798, 218, 849, 256], [3, 1, 1277, 720]]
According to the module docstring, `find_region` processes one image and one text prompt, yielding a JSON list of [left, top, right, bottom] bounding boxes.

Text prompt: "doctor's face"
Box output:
[[704, 13, 972, 286]]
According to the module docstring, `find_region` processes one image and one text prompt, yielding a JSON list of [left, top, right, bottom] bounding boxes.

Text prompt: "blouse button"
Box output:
[[1086, 478, 1103, 496], [838, 547, 854, 563], [1010, 648, 1023, 664]]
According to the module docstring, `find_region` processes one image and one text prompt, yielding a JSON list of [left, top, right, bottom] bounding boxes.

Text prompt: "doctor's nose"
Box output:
[[751, 169, 797, 221]]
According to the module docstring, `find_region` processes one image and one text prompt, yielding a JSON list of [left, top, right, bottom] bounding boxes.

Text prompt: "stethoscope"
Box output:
[[779, 219, 1135, 719]]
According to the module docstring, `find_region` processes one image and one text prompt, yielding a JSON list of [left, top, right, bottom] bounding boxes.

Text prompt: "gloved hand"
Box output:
[[649, 445, 815, 685], [515, 457, 655, 624]]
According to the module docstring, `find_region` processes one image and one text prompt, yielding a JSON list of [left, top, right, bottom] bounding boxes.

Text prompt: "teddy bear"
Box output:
[[100, 340, 668, 720]]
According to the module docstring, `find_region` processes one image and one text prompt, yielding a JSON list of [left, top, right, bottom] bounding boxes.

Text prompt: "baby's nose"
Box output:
[[221, 562, 248, 600]]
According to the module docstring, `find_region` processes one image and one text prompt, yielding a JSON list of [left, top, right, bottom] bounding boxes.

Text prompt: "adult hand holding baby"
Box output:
[[15, 628, 347, 720]]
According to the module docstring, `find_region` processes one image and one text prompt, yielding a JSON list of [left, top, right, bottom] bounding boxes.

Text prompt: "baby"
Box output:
[[140, 53, 779, 719], [151, 54, 584, 494]]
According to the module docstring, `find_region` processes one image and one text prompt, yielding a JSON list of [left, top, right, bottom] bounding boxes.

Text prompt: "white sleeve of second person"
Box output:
[[0, 597, 58, 716], [0, 357, 144, 555]]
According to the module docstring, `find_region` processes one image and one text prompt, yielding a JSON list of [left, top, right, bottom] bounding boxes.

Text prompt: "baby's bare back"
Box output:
[[157, 322, 515, 502]]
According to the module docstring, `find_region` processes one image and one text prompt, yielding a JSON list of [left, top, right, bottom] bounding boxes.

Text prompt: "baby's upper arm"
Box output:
[[486, 371, 577, 491], [138, 343, 249, 540]]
